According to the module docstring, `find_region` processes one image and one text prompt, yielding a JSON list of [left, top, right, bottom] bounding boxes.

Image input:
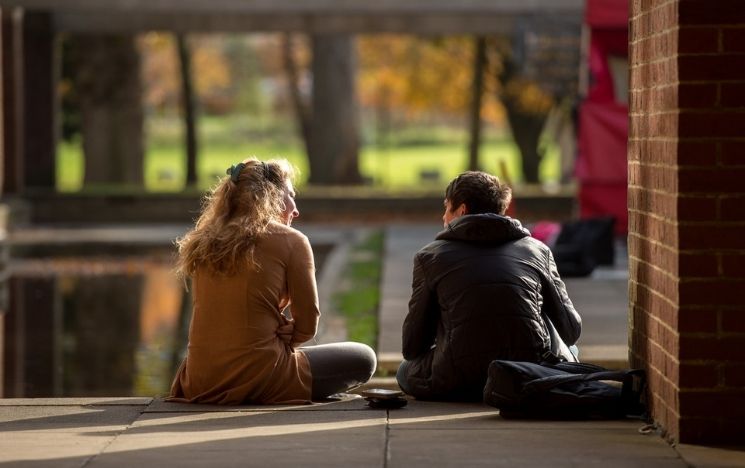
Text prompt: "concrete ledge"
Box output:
[[378, 346, 629, 378], [16, 190, 575, 225]]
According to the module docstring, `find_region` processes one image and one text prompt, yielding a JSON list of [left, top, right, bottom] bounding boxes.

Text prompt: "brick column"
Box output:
[[629, 0, 745, 444]]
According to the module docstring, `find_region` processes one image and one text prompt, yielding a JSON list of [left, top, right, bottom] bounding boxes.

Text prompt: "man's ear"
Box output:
[[458, 204, 468, 216]]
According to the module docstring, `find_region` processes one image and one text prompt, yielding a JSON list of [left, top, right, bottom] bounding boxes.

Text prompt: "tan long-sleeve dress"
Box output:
[[167, 222, 320, 404]]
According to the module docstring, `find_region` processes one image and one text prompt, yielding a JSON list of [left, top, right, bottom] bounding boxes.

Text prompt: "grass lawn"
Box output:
[[57, 139, 560, 193], [57, 114, 560, 192]]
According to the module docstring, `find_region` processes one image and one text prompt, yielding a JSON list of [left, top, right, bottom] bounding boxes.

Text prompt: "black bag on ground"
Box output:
[[483, 360, 647, 420], [552, 216, 616, 277]]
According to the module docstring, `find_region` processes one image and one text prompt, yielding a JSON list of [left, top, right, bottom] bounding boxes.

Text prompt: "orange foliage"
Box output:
[[357, 35, 505, 124], [139, 33, 232, 112]]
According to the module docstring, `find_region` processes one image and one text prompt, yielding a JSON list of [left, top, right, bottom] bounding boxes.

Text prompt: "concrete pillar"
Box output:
[[1, 8, 23, 195], [21, 11, 57, 191], [629, 0, 745, 444]]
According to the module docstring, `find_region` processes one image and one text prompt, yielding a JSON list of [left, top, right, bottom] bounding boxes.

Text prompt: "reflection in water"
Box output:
[[2, 244, 331, 398]]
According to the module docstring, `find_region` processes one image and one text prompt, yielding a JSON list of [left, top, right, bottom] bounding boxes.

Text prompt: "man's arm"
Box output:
[[402, 252, 439, 360], [540, 247, 582, 346]]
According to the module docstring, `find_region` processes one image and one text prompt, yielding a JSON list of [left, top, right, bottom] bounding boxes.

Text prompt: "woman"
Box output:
[[168, 158, 376, 404]]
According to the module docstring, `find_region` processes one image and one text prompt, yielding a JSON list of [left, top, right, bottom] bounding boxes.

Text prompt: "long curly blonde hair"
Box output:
[[176, 157, 296, 277]]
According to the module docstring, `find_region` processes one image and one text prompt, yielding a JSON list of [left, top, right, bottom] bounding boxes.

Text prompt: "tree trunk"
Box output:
[[503, 98, 547, 184], [70, 34, 144, 188], [176, 34, 198, 188], [467, 37, 486, 172], [282, 34, 312, 159], [309, 34, 361, 185], [491, 45, 550, 185]]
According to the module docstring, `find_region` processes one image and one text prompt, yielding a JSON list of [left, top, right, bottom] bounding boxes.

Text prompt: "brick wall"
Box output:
[[629, 0, 745, 444]]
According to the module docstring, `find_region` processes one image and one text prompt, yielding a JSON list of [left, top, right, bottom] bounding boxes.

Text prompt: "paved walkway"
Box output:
[[3, 222, 744, 466], [2, 396, 740, 467]]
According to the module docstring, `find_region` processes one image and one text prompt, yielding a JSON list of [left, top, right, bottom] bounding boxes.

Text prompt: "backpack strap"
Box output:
[[523, 370, 630, 395]]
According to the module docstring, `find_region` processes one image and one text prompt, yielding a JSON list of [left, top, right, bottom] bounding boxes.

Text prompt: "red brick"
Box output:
[[635, 260, 679, 305], [723, 28, 745, 53], [723, 363, 745, 386], [631, 164, 678, 193], [677, 196, 718, 222], [679, 224, 745, 250], [721, 254, 745, 278], [629, 232, 678, 272], [679, 55, 745, 81], [629, 187, 678, 219], [678, 83, 718, 109], [680, 390, 745, 418], [679, 362, 719, 388], [630, 212, 678, 250], [678, 307, 718, 333], [716, 420, 745, 444], [634, 86, 681, 112], [631, 281, 678, 326], [679, 335, 745, 360], [679, 0, 745, 26], [721, 142, 745, 166], [720, 83, 745, 108], [721, 309, 745, 333], [679, 252, 718, 277], [680, 280, 745, 306], [678, 141, 717, 165], [679, 168, 745, 194], [633, 4, 677, 40], [679, 418, 721, 444], [679, 27, 720, 54], [679, 112, 745, 139], [630, 110, 679, 138], [720, 197, 745, 221]]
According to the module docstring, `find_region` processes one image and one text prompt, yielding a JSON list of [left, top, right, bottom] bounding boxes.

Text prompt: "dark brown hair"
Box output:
[[444, 171, 512, 215]]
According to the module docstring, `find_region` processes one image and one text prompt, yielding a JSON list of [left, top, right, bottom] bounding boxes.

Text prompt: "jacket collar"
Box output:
[[436, 213, 530, 245]]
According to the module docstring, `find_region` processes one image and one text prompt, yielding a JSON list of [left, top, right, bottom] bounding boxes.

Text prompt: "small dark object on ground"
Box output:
[[362, 389, 408, 409]]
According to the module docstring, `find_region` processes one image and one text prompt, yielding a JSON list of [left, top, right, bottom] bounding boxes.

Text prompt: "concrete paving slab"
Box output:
[[0, 398, 734, 468], [0, 397, 152, 406], [0, 405, 144, 430], [0, 434, 120, 468], [565, 274, 629, 348], [387, 400, 642, 431], [0, 405, 146, 468], [91, 408, 386, 468], [675, 444, 745, 468], [144, 394, 366, 413], [387, 427, 687, 467], [378, 224, 440, 354]]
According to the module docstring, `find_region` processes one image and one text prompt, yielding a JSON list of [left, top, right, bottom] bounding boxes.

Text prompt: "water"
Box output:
[[1, 244, 333, 398]]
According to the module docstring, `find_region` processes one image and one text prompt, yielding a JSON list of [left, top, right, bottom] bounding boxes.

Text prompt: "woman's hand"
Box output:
[[276, 319, 295, 346]]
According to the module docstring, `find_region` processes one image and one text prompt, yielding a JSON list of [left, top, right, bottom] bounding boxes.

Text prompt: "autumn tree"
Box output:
[[66, 34, 144, 187], [486, 20, 580, 184], [358, 35, 505, 174], [488, 42, 554, 184], [307, 34, 362, 185]]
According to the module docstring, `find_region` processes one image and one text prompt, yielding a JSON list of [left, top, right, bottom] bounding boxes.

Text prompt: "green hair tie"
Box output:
[[226, 162, 246, 183]]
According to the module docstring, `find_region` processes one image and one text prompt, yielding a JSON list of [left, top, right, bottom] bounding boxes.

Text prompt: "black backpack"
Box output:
[[483, 360, 647, 420]]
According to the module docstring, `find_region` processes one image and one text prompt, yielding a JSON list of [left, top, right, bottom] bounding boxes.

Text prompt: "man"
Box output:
[[396, 171, 582, 401]]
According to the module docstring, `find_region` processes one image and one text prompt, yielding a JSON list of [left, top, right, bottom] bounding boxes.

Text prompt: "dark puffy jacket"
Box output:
[[399, 214, 582, 400]]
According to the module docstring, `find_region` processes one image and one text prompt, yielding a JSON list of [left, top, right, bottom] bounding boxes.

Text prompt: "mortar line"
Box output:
[[79, 405, 147, 468], [383, 410, 391, 468]]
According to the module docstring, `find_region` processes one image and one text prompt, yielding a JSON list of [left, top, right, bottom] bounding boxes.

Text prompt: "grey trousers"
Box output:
[[299, 342, 377, 400]]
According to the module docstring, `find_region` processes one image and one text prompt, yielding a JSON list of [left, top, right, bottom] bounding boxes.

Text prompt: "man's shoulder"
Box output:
[[416, 239, 448, 256]]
